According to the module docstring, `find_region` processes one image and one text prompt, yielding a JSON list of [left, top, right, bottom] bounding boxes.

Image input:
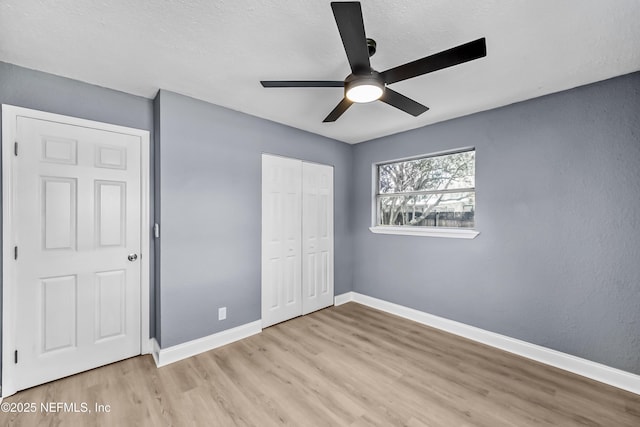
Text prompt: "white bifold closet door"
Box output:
[[262, 154, 334, 328]]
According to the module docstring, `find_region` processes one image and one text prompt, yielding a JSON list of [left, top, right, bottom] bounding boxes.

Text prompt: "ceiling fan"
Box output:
[[260, 1, 486, 123]]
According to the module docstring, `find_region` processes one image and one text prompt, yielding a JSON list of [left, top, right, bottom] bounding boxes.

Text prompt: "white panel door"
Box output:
[[302, 162, 334, 315], [261, 155, 302, 327], [12, 116, 141, 391]]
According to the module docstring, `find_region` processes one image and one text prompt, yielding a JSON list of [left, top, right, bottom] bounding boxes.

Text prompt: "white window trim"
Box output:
[[370, 147, 479, 239], [369, 226, 479, 239]]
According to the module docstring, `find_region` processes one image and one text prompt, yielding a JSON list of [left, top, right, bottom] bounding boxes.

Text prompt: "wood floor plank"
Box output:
[[2, 302, 639, 426]]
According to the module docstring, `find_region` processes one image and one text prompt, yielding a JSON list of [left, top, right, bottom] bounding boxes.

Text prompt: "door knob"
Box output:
[[128, 254, 138, 262]]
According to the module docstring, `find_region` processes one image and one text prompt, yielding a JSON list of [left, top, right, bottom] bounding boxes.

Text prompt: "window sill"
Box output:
[[369, 226, 480, 239]]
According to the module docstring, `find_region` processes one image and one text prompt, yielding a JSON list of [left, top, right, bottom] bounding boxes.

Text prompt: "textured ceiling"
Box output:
[[1, 0, 639, 144]]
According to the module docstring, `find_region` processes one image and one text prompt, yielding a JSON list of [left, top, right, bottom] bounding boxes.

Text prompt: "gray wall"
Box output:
[[352, 72, 640, 374], [156, 90, 353, 347], [0, 62, 155, 378], [0, 62, 153, 131]]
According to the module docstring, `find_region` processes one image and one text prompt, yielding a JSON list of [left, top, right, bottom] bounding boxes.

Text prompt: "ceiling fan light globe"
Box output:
[[344, 74, 385, 103], [346, 83, 384, 103]]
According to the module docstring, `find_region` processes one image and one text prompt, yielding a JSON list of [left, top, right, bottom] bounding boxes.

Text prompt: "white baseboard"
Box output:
[[334, 292, 354, 306], [150, 337, 161, 366], [151, 320, 262, 367], [335, 292, 640, 395]]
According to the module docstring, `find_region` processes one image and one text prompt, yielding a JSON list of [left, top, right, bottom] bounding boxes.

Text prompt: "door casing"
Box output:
[[1, 105, 151, 398]]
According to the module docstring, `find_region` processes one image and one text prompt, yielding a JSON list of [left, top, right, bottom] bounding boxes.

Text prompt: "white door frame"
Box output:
[[1, 105, 151, 398]]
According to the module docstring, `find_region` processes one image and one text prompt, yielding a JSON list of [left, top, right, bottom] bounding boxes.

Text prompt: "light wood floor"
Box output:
[[2, 302, 639, 426]]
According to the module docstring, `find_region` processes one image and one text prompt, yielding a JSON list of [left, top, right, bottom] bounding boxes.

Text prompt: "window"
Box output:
[[372, 148, 477, 238]]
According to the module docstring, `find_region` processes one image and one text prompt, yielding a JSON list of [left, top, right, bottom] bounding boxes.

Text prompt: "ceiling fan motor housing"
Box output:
[[345, 71, 385, 103]]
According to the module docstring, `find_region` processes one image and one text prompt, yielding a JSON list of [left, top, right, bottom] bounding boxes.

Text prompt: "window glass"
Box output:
[[376, 150, 475, 228]]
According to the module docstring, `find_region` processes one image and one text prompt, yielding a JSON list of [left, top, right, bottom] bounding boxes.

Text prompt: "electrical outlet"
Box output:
[[218, 307, 227, 321]]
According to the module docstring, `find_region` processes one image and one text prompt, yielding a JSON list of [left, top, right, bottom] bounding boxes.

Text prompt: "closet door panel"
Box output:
[[261, 155, 302, 327], [302, 162, 334, 315]]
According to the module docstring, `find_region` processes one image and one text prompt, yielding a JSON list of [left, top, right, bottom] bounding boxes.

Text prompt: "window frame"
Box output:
[[369, 147, 479, 239]]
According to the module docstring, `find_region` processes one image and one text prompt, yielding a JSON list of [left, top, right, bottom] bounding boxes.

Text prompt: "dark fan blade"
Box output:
[[331, 2, 371, 73], [379, 88, 429, 116], [381, 38, 486, 85], [261, 81, 344, 88], [323, 98, 353, 122]]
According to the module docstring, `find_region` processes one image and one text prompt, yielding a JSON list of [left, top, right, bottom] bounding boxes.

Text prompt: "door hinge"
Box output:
[[14, 350, 18, 364], [14, 246, 18, 260], [14, 141, 18, 156]]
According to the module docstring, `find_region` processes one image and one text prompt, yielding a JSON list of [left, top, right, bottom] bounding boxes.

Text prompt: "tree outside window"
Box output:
[[376, 149, 475, 228]]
